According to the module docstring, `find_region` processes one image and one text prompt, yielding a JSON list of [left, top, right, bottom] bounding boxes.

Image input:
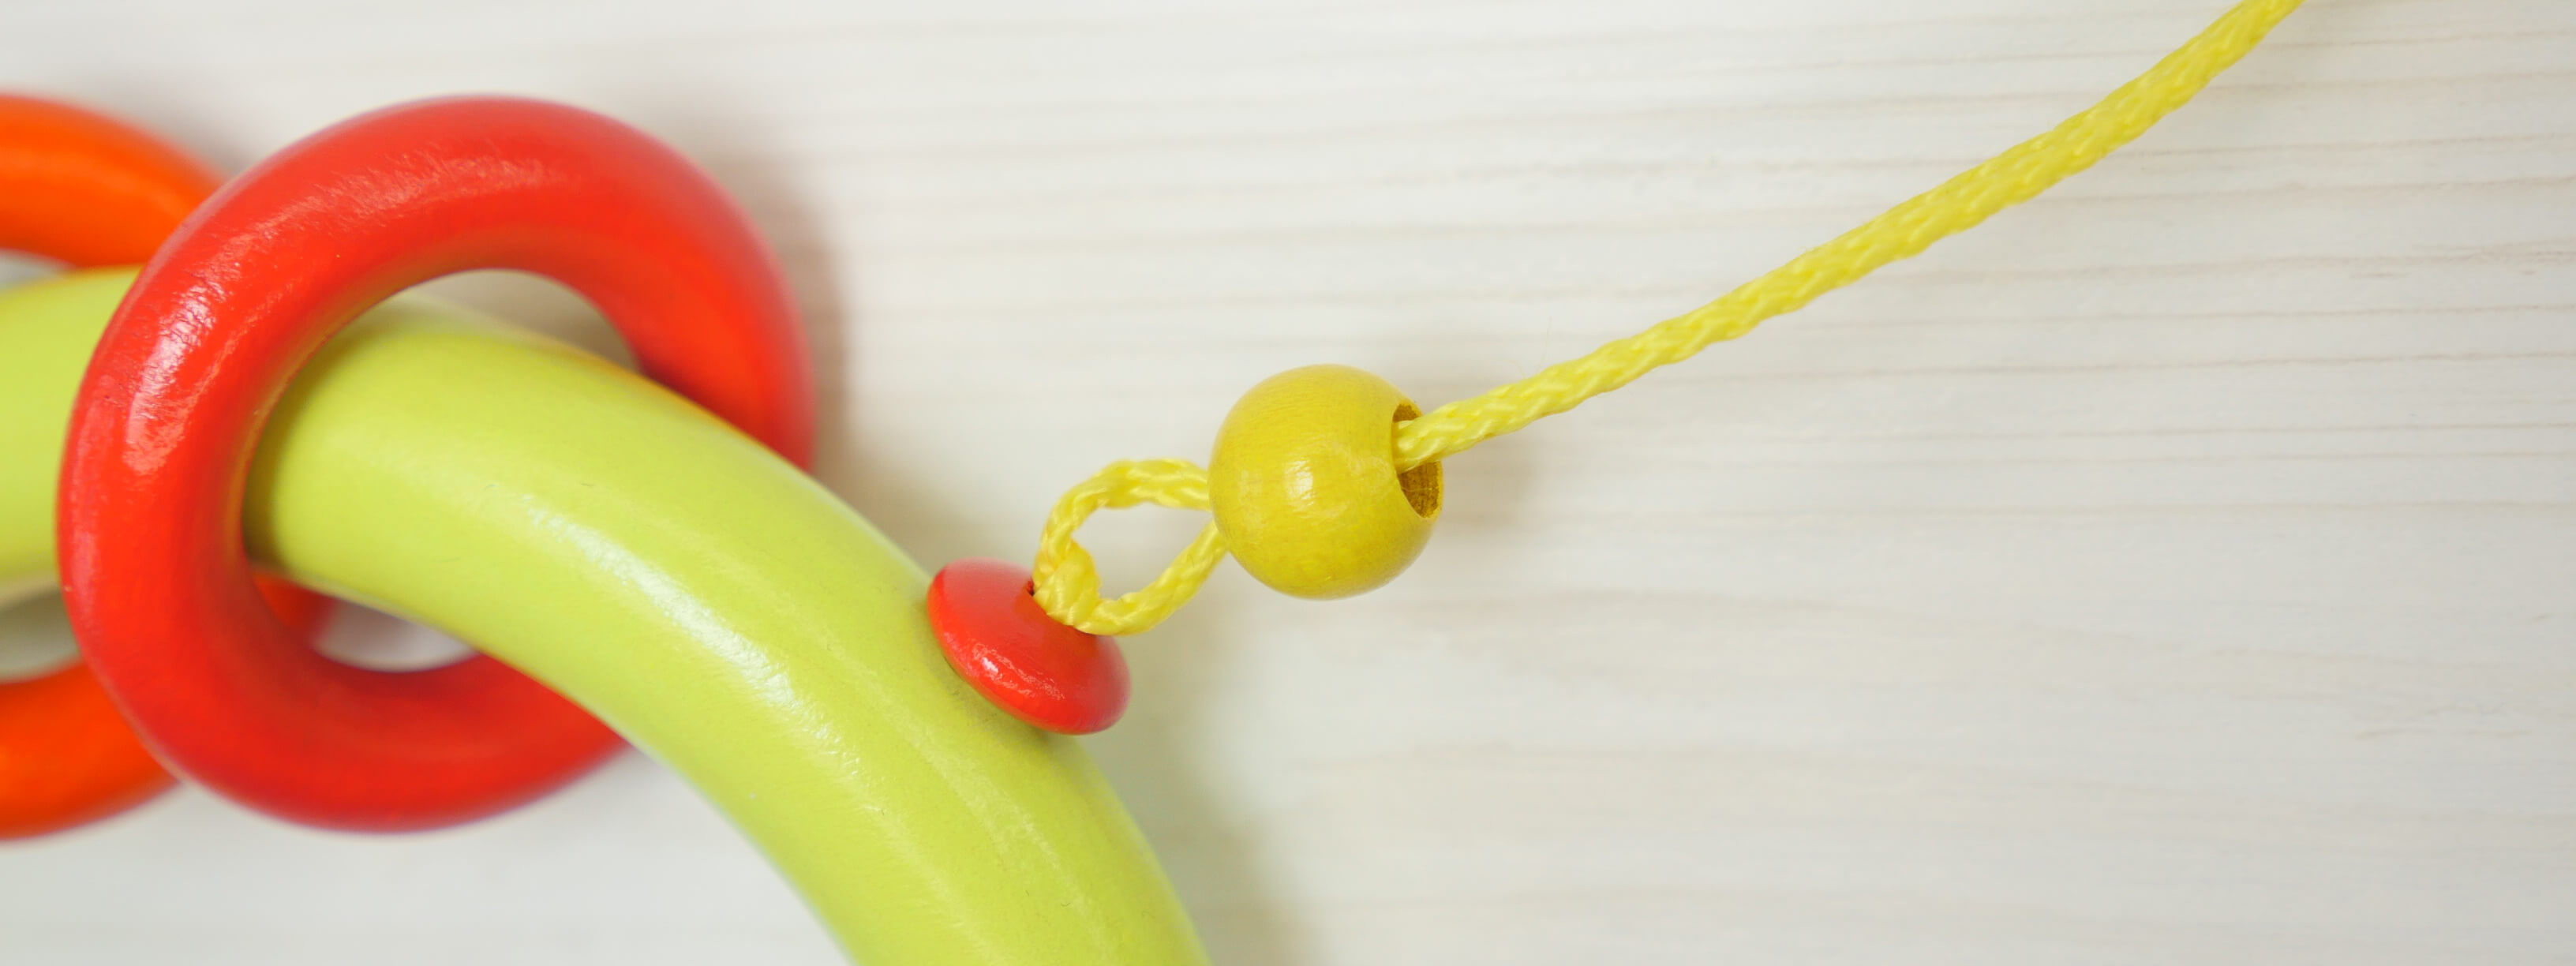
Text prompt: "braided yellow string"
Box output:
[[1034, 0, 2307, 636]]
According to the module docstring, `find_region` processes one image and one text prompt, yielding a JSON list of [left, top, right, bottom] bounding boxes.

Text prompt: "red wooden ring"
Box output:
[[58, 96, 816, 830], [0, 93, 224, 839]]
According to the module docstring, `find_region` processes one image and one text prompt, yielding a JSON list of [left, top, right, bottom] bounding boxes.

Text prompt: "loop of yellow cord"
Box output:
[[1032, 0, 2308, 636], [1030, 459, 1233, 636]]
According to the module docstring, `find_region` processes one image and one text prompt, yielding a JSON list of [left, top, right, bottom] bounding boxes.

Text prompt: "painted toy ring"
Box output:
[[0, 93, 224, 839], [57, 96, 816, 830]]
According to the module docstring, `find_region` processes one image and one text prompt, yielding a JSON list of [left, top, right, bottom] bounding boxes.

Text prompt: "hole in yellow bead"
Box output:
[[1391, 401, 1441, 520]]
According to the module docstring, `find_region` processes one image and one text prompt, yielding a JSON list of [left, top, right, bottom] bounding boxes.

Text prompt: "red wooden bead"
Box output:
[[927, 560, 1128, 735]]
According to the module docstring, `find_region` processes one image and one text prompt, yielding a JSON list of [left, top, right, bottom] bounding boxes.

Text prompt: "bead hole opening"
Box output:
[[1391, 402, 1441, 519]]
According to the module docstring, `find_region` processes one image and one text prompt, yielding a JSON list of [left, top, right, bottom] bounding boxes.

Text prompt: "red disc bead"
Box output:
[[927, 559, 1129, 735]]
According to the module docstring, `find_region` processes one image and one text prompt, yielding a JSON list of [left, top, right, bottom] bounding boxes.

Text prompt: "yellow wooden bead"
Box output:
[[1208, 365, 1442, 599]]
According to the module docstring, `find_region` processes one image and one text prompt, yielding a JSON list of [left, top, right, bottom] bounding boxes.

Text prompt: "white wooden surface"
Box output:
[[4, 1, 2574, 962]]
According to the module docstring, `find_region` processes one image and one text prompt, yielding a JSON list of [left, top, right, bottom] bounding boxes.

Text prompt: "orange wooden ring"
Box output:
[[0, 93, 234, 838]]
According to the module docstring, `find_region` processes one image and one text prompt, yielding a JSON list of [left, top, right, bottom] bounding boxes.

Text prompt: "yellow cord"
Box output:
[[1033, 0, 2308, 636]]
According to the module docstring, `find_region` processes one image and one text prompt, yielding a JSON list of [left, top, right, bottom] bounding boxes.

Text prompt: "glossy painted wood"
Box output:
[[930, 557, 1131, 734], [1209, 365, 1441, 599], [58, 96, 818, 830], [2, 271, 1206, 964], [2, 1, 2569, 963], [0, 94, 218, 837], [0, 94, 212, 268]]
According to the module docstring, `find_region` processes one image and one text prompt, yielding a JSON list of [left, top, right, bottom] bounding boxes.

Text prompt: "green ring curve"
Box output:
[[0, 268, 1208, 965]]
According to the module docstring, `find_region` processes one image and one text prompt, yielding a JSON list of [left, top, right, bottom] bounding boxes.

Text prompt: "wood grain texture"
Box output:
[[2, 0, 2570, 962]]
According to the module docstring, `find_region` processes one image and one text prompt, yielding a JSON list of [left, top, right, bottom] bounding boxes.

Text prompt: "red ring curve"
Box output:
[[57, 95, 815, 831]]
